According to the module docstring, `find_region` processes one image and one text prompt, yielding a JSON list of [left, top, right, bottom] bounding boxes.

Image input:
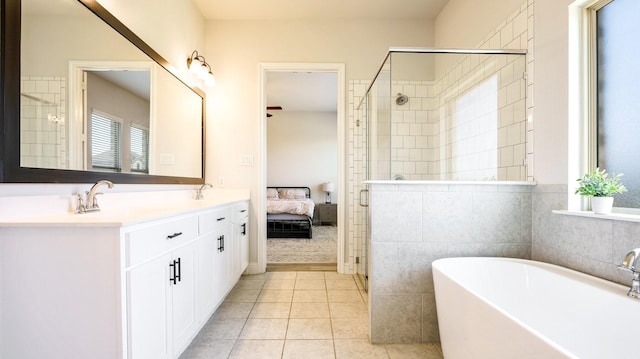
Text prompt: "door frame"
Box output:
[[257, 62, 346, 273]]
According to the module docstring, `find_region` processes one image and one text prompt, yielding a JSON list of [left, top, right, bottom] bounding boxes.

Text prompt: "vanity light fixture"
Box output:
[[187, 50, 216, 87]]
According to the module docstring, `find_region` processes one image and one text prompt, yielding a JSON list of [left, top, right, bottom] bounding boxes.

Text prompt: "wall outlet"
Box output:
[[218, 176, 225, 187]]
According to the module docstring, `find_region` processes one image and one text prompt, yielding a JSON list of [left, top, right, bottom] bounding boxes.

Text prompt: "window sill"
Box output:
[[553, 210, 640, 223]]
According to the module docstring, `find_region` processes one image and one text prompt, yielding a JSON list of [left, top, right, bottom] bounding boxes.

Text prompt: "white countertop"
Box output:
[[0, 188, 250, 228]]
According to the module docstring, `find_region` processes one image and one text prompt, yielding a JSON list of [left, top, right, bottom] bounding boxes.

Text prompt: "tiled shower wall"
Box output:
[[388, 6, 531, 181], [20, 76, 67, 169], [368, 182, 534, 343], [346, 0, 533, 275]]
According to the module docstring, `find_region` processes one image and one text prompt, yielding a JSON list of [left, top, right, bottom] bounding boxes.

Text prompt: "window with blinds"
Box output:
[[91, 111, 122, 172], [130, 125, 149, 173]]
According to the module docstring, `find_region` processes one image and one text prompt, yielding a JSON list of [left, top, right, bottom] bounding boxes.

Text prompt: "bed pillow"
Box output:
[[266, 188, 279, 199], [279, 189, 306, 199]]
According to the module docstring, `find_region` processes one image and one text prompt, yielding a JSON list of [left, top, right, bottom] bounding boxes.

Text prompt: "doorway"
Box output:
[[258, 63, 346, 273]]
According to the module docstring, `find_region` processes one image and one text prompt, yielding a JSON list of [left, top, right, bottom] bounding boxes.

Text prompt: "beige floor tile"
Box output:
[[266, 271, 297, 280], [213, 302, 254, 319], [331, 318, 369, 339], [361, 290, 369, 304], [179, 339, 235, 359], [228, 339, 284, 359], [295, 278, 326, 290], [249, 302, 291, 319], [241, 273, 267, 281], [239, 319, 288, 339], [283, 340, 336, 359], [385, 343, 444, 359], [327, 290, 364, 303], [334, 338, 389, 359], [263, 278, 296, 289], [329, 302, 368, 319], [224, 288, 260, 302], [286, 318, 333, 339], [233, 279, 265, 290], [293, 289, 328, 303], [257, 289, 294, 303], [290, 302, 330, 318], [326, 279, 358, 290], [193, 318, 246, 341], [296, 271, 327, 280]]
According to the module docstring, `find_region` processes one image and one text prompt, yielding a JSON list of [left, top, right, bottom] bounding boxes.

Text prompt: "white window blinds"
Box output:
[[91, 111, 122, 171]]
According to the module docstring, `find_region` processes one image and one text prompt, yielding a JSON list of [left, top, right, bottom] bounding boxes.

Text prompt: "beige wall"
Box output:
[[267, 111, 338, 203], [203, 18, 434, 190], [435, 0, 525, 48], [96, 0, 205, 77]]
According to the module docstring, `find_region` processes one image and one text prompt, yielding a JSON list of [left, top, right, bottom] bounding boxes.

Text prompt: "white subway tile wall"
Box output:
[[345, 0, 535, 342], [20, 76, 67, 169], [346, 0, 533, 326]]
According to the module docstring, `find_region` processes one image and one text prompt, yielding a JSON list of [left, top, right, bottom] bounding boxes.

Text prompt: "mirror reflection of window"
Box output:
[[90, 110, 122, 172], [130, 125, 149, 174], [85, 70, 151, 174]]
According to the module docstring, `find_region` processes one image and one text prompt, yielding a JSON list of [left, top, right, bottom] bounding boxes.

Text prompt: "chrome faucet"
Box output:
[[195, 183, 213, 200], [75, 180, 114, 213], [618, 248, 640, 298]]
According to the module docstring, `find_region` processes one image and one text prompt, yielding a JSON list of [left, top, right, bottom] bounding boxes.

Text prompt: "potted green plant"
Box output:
[[575, 168, 627, 214]]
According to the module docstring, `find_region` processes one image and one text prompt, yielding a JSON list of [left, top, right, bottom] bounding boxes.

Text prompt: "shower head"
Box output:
[[395, 93, 409, 106]]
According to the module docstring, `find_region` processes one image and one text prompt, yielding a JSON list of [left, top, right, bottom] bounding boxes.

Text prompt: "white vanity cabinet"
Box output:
[[126, 215, 200, 359], [196, 206, 232, 320], [0, 195, 250, 359], [232, 201, 250, 277]]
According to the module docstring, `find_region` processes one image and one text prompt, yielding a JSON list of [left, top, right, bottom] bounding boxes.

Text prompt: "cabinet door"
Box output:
[[240, 222, 249, 272], [215, 225, 233, 301], [197, 232, 218, 320], [171, 240, 199, 357], [127, 253, 172, 359]]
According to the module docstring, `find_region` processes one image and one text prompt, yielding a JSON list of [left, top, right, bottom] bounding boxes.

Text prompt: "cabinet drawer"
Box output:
[[198, 206, 231, 235], [232, 201, 249, 223], [126, 216, 198, 267]]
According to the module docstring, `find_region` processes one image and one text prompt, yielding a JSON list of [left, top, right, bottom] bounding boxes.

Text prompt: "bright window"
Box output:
[[589, 0, 640, 208]]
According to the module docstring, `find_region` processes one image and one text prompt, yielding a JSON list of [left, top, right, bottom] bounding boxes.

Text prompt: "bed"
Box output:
[[266, 187, 314, 239]]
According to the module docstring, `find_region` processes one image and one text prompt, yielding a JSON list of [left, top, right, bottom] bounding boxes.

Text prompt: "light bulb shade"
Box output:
[[204, 72, 216, 87], [198, 63, 209, 79], [188, 59, 201, 74], [323, 182, 334, 193]]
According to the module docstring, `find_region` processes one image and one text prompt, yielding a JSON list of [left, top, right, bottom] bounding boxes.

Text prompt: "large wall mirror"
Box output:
[[0, 0, 205, 184]]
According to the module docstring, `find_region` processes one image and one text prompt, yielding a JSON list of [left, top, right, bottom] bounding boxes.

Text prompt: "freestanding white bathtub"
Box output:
[[432, 257, 640, 359]]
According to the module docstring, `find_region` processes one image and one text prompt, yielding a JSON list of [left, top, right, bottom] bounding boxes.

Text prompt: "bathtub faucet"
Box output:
[[618, 248, 640, 299]]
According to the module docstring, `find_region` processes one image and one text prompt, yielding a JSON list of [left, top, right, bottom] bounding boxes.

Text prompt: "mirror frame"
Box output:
[[0, 0, 205, 184]]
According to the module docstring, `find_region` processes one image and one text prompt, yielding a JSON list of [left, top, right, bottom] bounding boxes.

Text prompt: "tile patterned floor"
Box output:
[[180, 271, 444, 359]]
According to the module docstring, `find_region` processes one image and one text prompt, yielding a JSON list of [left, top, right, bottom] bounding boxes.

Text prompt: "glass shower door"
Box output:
[[354, 98, 369, 291]]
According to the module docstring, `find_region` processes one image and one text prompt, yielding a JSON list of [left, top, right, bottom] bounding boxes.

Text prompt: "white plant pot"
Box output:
[[591, 196, 614, 214]]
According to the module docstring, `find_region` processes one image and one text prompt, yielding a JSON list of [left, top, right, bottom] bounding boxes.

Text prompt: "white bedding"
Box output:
[[266, 198, 315, 217]]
